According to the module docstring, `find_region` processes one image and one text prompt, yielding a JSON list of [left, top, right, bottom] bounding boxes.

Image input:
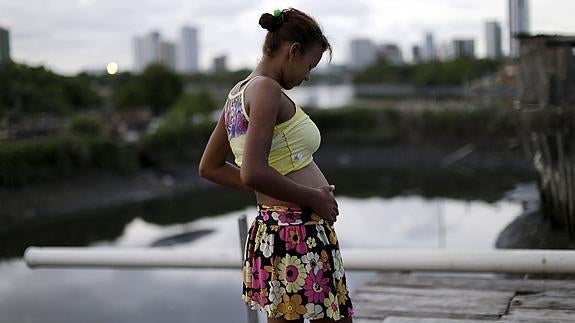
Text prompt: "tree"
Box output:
[[0, 62, 102, 116], [139, 64, 183, 115], [164, 90, 217, 125]]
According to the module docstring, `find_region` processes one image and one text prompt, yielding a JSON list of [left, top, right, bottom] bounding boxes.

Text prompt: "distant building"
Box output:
[[437, 41, 454, 61], [0, 26, 10, 63], [423, 32, 436, 61], [377, 44, 403, 65], [177, 26, 199, 75], [509, 0, 530, 57], [485, 21, 503, 60], [349, 38, 377, 70], [133, 31, 176, 73], [411, 45, 422, 64], [452, 39, 475, 58], [159, 41, 176, 71], [213, 55, 227, 73]]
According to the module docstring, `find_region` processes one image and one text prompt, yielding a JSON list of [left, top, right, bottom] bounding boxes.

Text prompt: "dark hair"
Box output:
[[258, 8, 332, 61]]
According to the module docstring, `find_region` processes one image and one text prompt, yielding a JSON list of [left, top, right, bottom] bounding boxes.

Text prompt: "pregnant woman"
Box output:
[[199, 8, 354, 323]]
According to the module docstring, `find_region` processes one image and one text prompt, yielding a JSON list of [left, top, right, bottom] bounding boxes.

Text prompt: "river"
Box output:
[[0, 175, 532, 323]]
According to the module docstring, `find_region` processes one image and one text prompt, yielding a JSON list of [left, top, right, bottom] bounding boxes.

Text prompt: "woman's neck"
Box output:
[[252, 56, 283, 85]]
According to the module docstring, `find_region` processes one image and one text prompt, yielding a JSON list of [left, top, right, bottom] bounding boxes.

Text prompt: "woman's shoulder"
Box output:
[[248, 75, 282, 93], [244, 76, 283, 104]]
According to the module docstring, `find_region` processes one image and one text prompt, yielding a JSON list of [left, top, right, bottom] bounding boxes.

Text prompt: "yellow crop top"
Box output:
[[223, 76, 321, 175]]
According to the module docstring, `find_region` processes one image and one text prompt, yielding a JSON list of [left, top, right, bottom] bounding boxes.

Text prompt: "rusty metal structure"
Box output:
[[516, 35, 575, 236]]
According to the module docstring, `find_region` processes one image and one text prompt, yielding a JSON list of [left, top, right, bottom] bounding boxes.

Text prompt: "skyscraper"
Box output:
[[160, 41, 176, 71], [485, 21, 503, 60], [452, 39, 475, 59], [177, 26, 199, 75], [213, 55, 227, 73], [0, 26, 10, 63], [378, 44, 403, 65], [411, 45, 422, 64], [423, 32, 436, 61], [133, 31, 176, 73], [509, 0, 530, 57], [349, 38, 377, 70]]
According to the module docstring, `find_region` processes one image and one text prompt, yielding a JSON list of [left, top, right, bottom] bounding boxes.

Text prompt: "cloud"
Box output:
[[2, 0, 575, 74]]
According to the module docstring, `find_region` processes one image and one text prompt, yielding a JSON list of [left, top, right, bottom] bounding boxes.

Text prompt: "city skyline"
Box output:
[[133, 26, 199, 74], [1, 0, 574, 75]]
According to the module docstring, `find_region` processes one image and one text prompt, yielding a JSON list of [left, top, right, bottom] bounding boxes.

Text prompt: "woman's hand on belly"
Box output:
[[255, 161, 338, 224], [310, 184, 338, 225]]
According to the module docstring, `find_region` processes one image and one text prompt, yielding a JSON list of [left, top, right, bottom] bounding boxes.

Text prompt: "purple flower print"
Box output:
[[261, 210, 270, 221], [251, 257, 269, 289], [279, 226, 307, 254], [303, 270, 330, 303], [278, 210, 302, 224], [224, 97, 248, 139], [252, 291, 268, 307]]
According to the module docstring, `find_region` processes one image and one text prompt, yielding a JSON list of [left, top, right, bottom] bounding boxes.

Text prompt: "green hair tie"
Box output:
[[273, 9, 282, 17]]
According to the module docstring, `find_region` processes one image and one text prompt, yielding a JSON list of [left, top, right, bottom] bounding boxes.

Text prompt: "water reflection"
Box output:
[[2, 165, 530, 260], [286, 84, 354, 109], [0, 195, 521, 323]]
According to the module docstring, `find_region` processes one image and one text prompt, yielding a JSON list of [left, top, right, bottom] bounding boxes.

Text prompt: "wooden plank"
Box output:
[[353, 292, 509, 318], [356, 285, 515, 299], [528, 290, 575, 298], [382, 317, 513, 323], [354, 303, 502, 321], [367, 272, 575, 292], [511, 294, 575, 310], [354, 319, 385, 323], [505, 308, 575, 322]]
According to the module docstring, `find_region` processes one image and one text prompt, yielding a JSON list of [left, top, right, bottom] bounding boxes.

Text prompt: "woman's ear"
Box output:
[[288, 42, 302, 60]]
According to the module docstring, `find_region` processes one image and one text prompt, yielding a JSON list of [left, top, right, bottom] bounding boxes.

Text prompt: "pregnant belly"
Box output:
[[255, 161, 330, 206]]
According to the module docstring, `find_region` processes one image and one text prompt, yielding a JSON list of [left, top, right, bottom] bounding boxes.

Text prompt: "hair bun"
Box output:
[[259, 12, 282, 32]]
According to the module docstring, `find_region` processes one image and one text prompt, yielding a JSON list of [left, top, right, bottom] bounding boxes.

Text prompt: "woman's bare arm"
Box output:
[[240, 77, 336, 220], [199, 111, 252, 192]]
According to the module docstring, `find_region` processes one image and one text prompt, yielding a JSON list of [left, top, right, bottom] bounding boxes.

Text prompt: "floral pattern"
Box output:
[[224, 96, 248, 139], [242, 204, 354, 321]]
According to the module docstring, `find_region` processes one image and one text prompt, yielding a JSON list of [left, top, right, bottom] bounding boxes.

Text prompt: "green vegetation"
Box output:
[[112, 64, 183, 114], [186, 68, 251, 85], [0, 62, 101, 116], [0, 59, 518, 187], [307, 103, 517, 147], [67, 113, 106, 137], [354, 57, 501, 85], [0, 135, 138, 186]]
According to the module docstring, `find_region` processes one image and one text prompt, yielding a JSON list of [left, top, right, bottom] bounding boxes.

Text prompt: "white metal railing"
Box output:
[[24, 247, 575, 274], [19, 215, 575, 323]]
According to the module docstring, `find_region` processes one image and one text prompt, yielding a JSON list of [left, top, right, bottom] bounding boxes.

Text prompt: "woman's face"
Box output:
[[282, 43, 324, 89]]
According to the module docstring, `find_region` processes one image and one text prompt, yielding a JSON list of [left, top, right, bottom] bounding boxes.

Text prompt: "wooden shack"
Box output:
[[516, 34, 575, 236]]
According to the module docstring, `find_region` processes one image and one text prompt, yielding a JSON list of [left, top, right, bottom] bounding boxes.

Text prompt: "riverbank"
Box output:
[[0, 143, 534, 229]]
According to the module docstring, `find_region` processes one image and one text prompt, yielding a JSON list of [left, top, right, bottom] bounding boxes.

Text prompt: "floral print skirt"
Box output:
[[242, 204, 354, 321]]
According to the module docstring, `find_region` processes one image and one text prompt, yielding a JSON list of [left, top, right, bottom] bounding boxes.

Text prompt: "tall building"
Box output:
[[349, 38, 377, 70], [213, 55, 227, 73], [0, 26, 10, 63], [437, 41, 454, 61], [160, 41, 176, 71], [423, 32, 436, 61], [377, 44, 403, 65], [133, 31, 176, 73], [411, 45, 422, 64], [452, 39, 475, 58], [485, 21, 503, 60], [509, 0, 530, 57], [177, 26, 199, 75]]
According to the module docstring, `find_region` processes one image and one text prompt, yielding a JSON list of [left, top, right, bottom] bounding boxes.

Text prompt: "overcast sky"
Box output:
[[1, 0, 574, 75]]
